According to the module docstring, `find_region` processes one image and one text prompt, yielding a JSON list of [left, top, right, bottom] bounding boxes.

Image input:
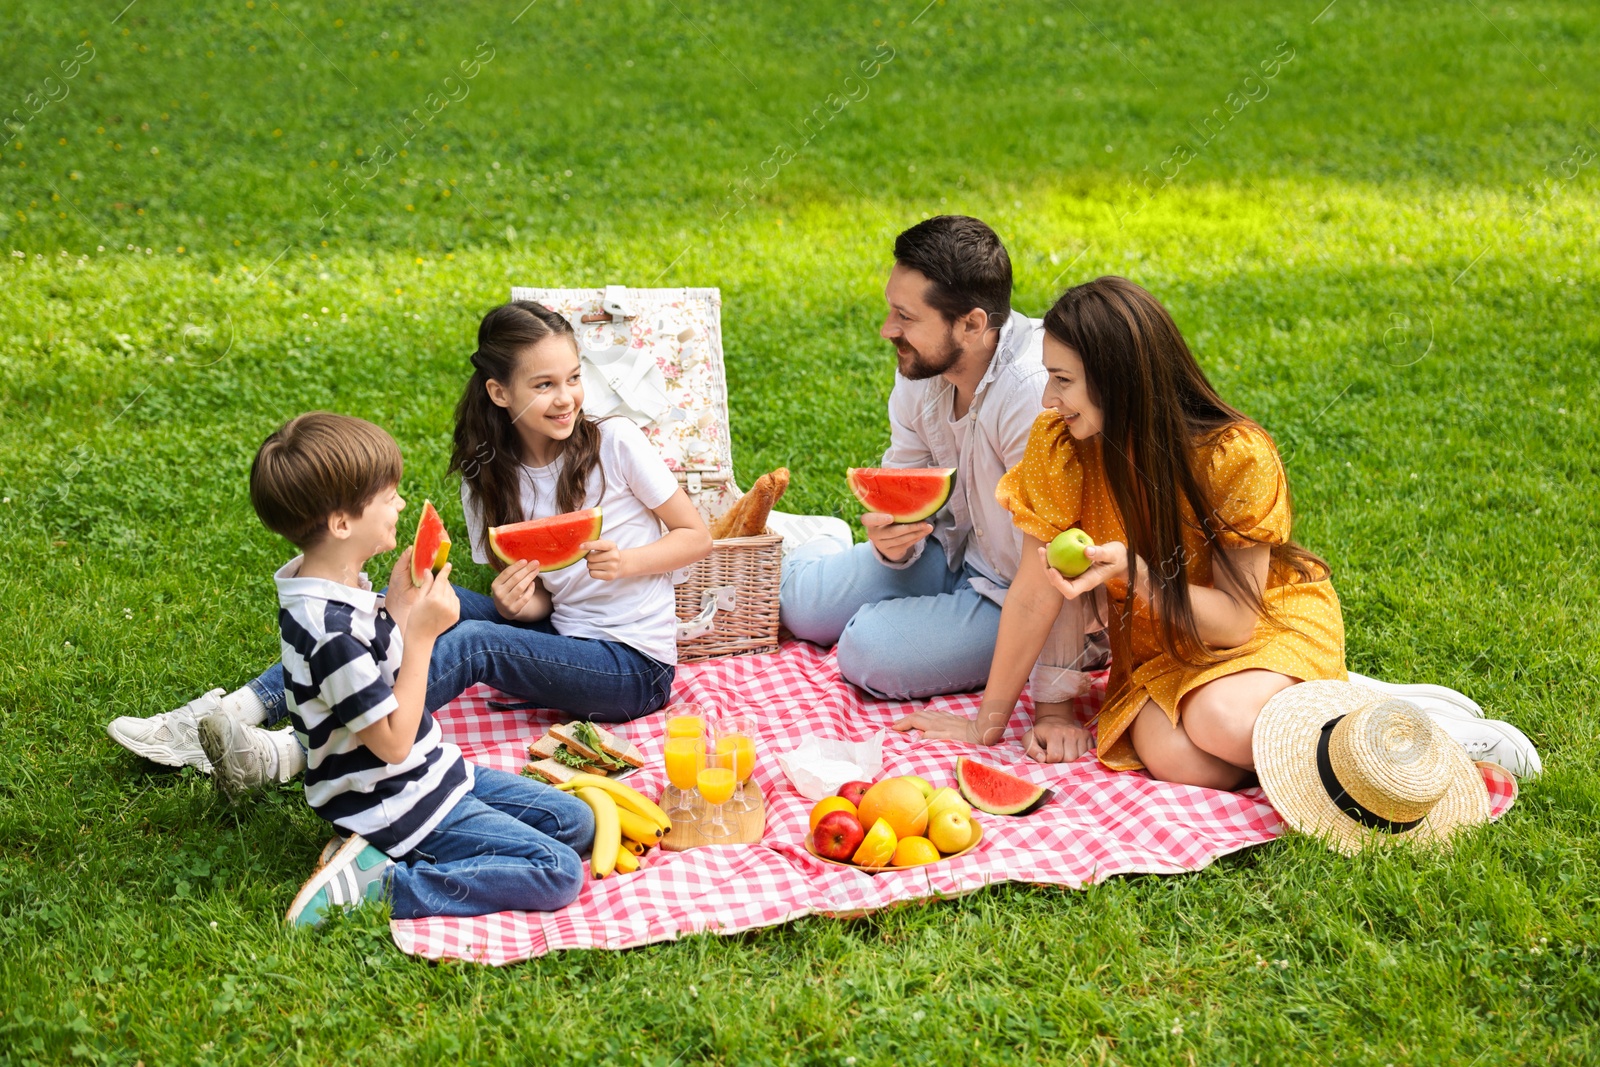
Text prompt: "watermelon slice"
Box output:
[[410, 500, 452, 586], [488, 508, 603, 572], [955, 756, 1053, 816], [846, 467, 956, 524]]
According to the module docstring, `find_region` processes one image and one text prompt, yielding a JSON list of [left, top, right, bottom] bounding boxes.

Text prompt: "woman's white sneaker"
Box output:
[[106, 689, 224, 772], [1348, 672, 1485, 718], [1425, 708, 1543, 779]]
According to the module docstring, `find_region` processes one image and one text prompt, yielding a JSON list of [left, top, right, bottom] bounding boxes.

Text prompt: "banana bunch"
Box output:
[[558, 773, 671, 879]]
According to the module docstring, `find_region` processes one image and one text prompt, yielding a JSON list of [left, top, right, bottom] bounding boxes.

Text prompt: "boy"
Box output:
[[247, 412, 593, 927]]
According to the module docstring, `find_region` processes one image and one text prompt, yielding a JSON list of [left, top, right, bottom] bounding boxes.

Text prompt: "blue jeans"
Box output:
[[248, 586, 675, 727], [779, 540, 1003, 700], [387, 766, 594, 919]]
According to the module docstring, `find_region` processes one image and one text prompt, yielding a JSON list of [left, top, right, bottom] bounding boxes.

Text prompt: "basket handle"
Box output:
[[676, 585, 736, 643]]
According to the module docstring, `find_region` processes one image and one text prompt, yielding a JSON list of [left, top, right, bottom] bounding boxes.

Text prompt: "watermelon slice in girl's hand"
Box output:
[[488, 508, 603, 572], [846, 467, 956, 524], [410, 500, 452, 586]]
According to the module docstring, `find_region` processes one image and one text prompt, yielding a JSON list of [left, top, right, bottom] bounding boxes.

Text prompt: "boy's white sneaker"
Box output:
[[285, 835, 394, 928], [1425, 708, 1543, 779], [198, 712, 307, 800], [106, 689, 224, 773], [1348, 672, 1485, 718]]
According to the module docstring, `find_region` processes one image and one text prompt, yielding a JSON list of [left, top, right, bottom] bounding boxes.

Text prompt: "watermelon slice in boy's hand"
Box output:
[[488, 508, 603, 572], [846, 467, 956, 525], [410, 500, 452, 586]]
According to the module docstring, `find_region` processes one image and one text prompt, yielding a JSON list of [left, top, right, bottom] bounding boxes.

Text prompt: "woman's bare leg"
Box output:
[[1180, 669, 1297, 770], [1128, 699, 1248, 789]]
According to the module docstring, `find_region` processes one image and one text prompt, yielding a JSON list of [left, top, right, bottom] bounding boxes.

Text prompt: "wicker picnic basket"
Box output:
[[509, 285, 782, 663]]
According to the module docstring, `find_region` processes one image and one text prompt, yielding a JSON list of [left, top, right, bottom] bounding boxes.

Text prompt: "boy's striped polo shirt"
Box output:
[[273, 557, 472, 857]]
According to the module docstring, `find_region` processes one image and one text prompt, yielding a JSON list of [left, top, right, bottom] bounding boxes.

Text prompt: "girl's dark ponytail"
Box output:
[[449, 301, 608, 569]]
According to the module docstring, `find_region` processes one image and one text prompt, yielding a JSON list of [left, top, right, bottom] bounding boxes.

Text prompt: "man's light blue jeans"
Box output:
[[780, 540, 1002, 700], [388, 766, 594, 919]]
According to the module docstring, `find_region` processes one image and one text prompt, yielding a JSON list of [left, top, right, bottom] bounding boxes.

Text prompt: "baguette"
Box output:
[[734, 467, 788, 537], [709, 491, 752, 540]]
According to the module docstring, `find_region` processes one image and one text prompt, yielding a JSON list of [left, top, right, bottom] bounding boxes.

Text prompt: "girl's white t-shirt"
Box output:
[[460, 418, 682, 665]]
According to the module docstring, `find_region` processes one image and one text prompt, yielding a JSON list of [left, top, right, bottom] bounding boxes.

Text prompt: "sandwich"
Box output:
[[528, 732, 611, 775], [523, 757, 584, 785], [524, 720, 646, 784], [550, 721, 645, 771]]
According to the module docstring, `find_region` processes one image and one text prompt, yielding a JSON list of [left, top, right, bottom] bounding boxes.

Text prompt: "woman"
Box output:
[[895, 276, 1345, 788]]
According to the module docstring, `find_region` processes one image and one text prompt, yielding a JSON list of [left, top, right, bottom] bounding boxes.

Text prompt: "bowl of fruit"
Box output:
[[802, 774, 985, 873]]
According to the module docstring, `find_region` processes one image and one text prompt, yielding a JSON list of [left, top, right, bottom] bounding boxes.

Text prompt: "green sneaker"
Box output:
[[315, 832, 350, 869], [284, 835, 393, 928]]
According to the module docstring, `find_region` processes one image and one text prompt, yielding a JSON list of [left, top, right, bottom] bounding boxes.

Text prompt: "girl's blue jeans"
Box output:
[[246, 586, 675, 727], [388, 765, 595, 919]]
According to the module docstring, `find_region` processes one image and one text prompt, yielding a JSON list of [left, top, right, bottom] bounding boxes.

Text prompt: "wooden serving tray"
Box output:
[[660, 782, 766, 850], [803, 820, 984, 874]]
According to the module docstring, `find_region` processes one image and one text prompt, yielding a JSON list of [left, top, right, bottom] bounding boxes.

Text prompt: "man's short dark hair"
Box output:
[[892, 215, 1012, 327]]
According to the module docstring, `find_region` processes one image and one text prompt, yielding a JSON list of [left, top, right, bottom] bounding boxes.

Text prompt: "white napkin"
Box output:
[[776, 731, 885, 801]]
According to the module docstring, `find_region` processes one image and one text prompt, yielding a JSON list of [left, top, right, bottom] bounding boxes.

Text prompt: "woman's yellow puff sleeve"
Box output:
[[1205, 424, 1291, 548], [996, 411, 1083, 544]]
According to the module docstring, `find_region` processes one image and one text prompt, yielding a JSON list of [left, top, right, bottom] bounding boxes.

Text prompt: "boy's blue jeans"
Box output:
[[247, 586, 675, 727], [387, 766, 594, 919], [779, 540, 1003, 700]]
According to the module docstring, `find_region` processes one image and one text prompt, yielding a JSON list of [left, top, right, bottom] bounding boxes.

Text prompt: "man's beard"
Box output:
[[894, 330, 963, 381]]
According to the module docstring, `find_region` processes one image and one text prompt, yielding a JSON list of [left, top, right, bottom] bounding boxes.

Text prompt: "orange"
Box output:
[[851, 818, 897, 867], [892, 836, 940, 867], [927, 809, 973, 854], [809, 795, 858, 832], [858, 778, 929, 840]]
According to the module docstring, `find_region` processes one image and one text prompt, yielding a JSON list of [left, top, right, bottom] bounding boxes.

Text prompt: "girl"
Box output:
[[448, 300, 713, 713], [895, 277, 1346, 788], [109, 301, 712, 797]]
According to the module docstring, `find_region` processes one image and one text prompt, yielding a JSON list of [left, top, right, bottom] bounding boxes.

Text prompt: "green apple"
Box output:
[[1047, 528, 1095, 578]]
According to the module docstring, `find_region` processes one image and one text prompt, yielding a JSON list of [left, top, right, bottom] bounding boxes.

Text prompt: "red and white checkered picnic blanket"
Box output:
[[390, 641, 1517, 964]]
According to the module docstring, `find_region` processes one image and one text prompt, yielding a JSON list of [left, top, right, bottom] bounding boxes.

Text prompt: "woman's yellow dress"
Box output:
[[996, 412, 1347, 771]]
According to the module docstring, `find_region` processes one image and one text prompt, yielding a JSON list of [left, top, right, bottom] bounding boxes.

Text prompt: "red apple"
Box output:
[[837, 780, 872, 808], [813, 811, 865, 861]]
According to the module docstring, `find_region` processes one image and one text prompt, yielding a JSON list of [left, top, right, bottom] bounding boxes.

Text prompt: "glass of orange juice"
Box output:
[[696, 749, 737, 840], [665, 704, 706, 741], [662, 737, 705, 819], [715, 713, 759, 813]]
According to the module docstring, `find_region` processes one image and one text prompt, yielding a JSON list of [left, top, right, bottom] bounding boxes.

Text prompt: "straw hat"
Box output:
[[1252, 681, 1490, 856]]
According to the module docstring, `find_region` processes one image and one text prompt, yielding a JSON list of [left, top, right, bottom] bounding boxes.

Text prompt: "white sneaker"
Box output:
[[106, 689, 223, 772], [767, 510, 853, 559], [1425, 708, 1542, 779], [1348, 672, 1485, 718], [199, 712, 307, 800]]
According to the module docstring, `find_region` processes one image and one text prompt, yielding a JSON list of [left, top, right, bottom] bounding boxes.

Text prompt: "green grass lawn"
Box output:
[[3, 0, 1599, 1062]]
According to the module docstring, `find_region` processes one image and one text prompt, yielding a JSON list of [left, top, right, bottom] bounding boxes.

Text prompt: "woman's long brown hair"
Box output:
[[1042, 276, 1329, 667], [448, 301, 608, 570]]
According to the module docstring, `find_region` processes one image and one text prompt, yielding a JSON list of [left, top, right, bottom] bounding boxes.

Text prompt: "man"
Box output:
[[781, 215, 1101, 700]]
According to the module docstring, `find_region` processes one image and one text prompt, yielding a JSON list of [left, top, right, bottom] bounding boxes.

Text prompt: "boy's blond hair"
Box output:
[[249, 412, 403, 548]]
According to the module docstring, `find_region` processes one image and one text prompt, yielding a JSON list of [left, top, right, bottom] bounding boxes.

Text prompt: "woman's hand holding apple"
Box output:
[[1037, 540, 1137, 600]]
